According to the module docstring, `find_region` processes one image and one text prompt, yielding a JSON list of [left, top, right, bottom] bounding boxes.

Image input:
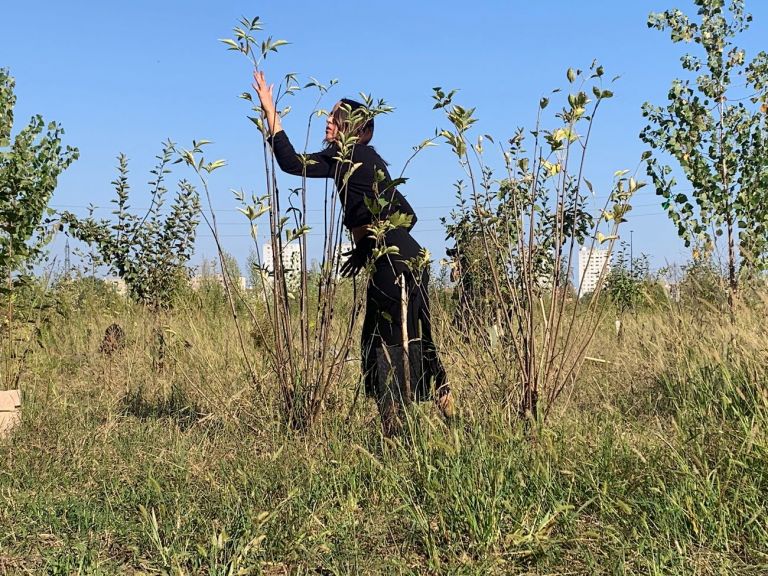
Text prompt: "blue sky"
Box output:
[[3, 1, 768, 276]]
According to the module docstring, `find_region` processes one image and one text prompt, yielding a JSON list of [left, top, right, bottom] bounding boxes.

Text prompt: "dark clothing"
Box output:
[[268, 130, 447, 402], [268, 130, 417, 230], [360, 228, 447, 400]]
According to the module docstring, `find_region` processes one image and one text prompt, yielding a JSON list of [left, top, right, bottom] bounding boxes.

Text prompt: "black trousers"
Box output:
[[360, 228, 447, 401]]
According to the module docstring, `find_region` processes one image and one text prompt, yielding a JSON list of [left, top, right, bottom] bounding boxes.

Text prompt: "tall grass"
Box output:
[[0, 280, 766, 574]]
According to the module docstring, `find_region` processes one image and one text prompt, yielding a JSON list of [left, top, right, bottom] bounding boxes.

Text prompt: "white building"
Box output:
[[578, 246, 610, 297], [104, 276, 127, 296], [333, 241, 353, 277], [263, 242, 302, 292]]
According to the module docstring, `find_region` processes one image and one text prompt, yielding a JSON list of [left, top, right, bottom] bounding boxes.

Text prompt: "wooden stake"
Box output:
[[399, 274, 412, 405]]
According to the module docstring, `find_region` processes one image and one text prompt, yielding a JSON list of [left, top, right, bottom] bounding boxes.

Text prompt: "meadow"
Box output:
[[3, 2, 768, 573], [1, 279, 766, 575]]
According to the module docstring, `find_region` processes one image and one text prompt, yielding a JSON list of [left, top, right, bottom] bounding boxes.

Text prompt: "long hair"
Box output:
[[326, 98, 374, 146]]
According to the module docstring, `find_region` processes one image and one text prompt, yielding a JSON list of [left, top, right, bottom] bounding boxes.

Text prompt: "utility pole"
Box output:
[[64, 239, 71, 279]]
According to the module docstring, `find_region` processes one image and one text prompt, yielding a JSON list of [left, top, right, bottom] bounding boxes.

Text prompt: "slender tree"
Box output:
[[641, 0, 768, 308], [0, 68, 78, 281], [61, 143, 200, 310], [1, 67, 78, 388]]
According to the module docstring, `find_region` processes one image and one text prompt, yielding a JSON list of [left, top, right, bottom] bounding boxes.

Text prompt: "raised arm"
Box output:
[[269, 131, 336, 177], [253, 70, 334, 178], [253, 70, 282, 137]]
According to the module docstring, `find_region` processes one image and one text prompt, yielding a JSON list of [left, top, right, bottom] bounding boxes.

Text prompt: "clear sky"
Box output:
[[3, 1, 767, 276]]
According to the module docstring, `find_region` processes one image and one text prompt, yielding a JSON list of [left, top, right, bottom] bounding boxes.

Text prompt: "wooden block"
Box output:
[[0, 389, 21, 411], [0, 389, 21, 438]]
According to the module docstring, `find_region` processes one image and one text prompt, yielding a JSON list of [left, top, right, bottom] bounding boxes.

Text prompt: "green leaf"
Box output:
[[597, 231, 617, 244], [219, 38, 240, 50], [270, 39, 289, 51]]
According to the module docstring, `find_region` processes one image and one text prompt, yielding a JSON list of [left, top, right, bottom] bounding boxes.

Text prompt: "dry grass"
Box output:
[[1, 281, 766, 574]]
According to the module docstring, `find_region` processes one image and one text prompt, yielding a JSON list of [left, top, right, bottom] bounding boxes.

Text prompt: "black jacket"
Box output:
[[268, 130, 417, 230]]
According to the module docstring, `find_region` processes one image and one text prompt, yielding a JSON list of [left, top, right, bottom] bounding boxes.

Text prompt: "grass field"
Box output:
[[1, 282, 767, 575]]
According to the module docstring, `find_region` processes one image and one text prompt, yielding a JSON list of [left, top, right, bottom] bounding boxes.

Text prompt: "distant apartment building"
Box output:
[[334, 241, 353, 277], [661, 279, 681, 303], [578, 246, 610, 297], [263, 242, 302, 292], [104, 276, 127, 296]]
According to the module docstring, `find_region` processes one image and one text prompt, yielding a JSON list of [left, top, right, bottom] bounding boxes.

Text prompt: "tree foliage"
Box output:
[[641, 0, 768, 304], [604, 242, 655, 314], [61, 142, 201, 309], [0, 68, 78, 283], [439, 63, 641, 422]]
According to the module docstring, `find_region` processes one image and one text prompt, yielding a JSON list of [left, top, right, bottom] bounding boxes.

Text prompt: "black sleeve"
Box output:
[[267, 130, 335, 178]]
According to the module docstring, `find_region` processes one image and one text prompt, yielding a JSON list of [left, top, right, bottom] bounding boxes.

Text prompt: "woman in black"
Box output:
[[253, 70, 454, 435]]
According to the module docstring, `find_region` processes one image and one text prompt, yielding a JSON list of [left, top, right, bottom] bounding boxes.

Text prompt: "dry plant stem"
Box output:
[[269, 142, 303, 416], [523, 155, 540, 413], [495, 120, 543, 414], [501, 157, 532, 404], [458, 148, 522, 412], [261, 103, 365, 427], [312, 221, 363, 422], [297, 102, 322, 393], [464, 141, 525, 387], [399, 274, 412, 405], [314, 235, 360, 412], [193, 174, 259, 388], [542, 99, 602, 399], [313, 176, 342, 374], [308, 164, 346, 425], [261, 139, 294, 413], [544, 104, 617, 418], [4, 245, 11, 390], [454, 143, 520, 396], [263, 91, 296, 389], [546, 119, 613, 410], [545, 225, 619, 420]]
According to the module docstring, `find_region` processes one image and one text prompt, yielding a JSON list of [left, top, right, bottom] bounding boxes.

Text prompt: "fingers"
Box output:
[[339, 260, 358, 278], [252, 70, 273, 95], [344, 264, 362, 278]]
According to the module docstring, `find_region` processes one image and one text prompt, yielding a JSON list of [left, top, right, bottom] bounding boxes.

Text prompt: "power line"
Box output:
[[49, 198, 674, 213]]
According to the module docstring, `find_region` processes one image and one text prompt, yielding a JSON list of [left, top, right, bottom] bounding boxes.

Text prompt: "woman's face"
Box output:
[[325, 102, 340, 142]]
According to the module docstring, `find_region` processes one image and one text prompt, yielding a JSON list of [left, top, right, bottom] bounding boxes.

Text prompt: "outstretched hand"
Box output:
[[253, 70, 283, 135], [339, 248, 365, 278], [252, 70, 275, 111]]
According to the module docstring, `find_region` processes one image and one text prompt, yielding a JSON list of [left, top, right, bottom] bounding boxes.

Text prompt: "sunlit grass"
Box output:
[[1, 283, 766, 574]]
